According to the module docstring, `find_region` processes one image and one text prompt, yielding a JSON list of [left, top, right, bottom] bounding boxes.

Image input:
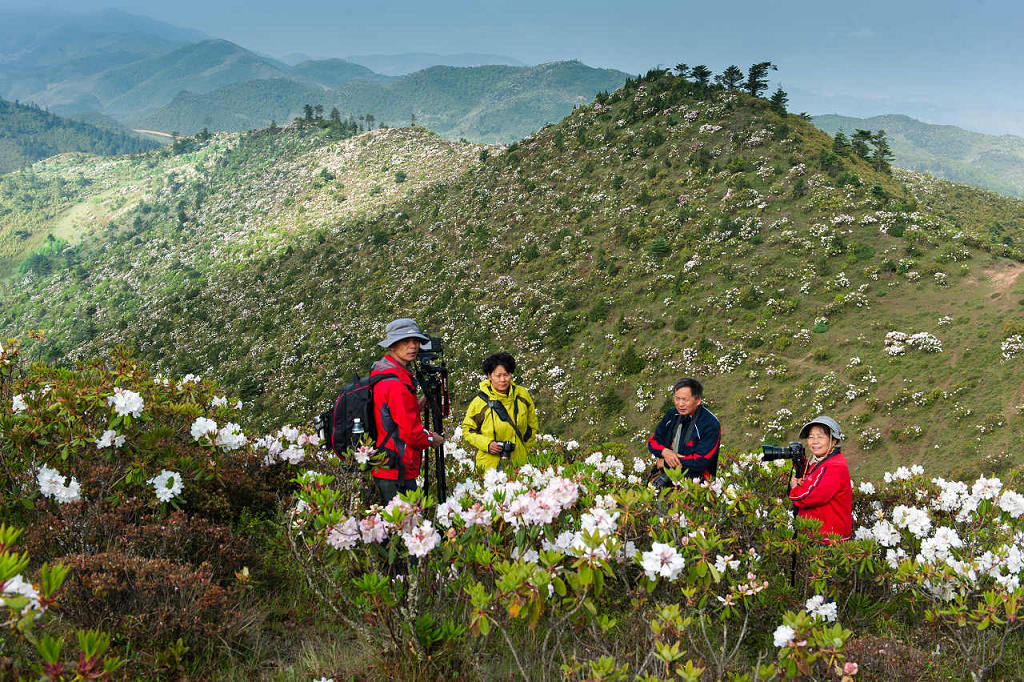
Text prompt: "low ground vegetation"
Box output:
[[2, 344, 1023, 680]]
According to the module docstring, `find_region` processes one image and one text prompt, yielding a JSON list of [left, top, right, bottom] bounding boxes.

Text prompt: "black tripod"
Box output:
[[416, 361, 450, 502]]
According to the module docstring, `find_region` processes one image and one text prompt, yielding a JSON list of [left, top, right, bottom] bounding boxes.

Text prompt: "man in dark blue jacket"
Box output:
[[647, 378, 721, 481]]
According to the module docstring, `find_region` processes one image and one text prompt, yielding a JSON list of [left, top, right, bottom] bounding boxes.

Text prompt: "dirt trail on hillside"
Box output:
[[986, 263, 1024, 293], [133, 129, 175, 138]]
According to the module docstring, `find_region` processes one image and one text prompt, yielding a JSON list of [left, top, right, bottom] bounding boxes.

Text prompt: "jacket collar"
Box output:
[[480, 378, 516, 401]]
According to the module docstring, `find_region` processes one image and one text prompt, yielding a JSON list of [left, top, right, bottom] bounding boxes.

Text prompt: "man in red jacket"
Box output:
[[789, 416, 852, 543], [371, 318, 445, 505]]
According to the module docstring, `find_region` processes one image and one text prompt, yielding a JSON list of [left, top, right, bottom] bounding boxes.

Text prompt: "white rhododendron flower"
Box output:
[[149, 470, 184, 502], [215, 422, 247, 450], [36, 466, 80, 503], [640, 542, 686, 581], [12, 394, 28, 413], [280, 444, 305, 464], [2, 574, 42, 614], [37, 466, 65, 498], [870, 519, 901, 547], [805, 595, 838, 622], [972, 476, 1003, 501], [191, 417, 218, 441], [54, 477, 81, 504], [95, 429, 126, 449], [107, 387, 144, 418], [998, 490, 1024, 518], [858, 481, 876, 495], [892, 505, 932, 538], [773, 624, 796, 647]]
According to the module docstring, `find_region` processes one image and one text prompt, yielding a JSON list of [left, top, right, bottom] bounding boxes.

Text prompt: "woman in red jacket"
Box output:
[[789, 416, 852, 543]]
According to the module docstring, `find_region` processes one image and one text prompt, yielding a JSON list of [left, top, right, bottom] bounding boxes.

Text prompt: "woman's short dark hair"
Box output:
[[672, 377, 703, 398], [482, 352, 516, 375]]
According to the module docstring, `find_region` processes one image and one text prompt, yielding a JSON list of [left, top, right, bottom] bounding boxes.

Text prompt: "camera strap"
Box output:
[[672, 413, 699, 457], [476, 390, 527, 446]]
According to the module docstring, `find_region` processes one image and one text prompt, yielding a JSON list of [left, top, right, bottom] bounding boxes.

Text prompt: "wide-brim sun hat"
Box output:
[[799, 415, 844, 441], [377, 318, 430, 348]]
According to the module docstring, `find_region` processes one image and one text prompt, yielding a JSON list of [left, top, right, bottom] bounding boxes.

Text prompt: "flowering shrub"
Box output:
[[288, 435, 1024, 680], [1001, 334, 1024, 360], [0, 347, 305, 673], [0, 523, 124, 679]]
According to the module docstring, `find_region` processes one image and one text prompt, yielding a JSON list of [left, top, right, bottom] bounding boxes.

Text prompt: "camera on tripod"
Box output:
[[761, 441, 806, 477]]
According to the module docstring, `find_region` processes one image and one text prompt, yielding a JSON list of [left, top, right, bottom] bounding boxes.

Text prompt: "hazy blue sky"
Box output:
[[5, 0, 1024, 135]]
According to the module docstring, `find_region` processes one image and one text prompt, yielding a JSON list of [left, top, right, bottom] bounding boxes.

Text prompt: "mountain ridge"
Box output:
[[814, 113, 1024, 198]]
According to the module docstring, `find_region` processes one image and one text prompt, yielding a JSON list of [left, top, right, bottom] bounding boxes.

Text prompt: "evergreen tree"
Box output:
[[768, 86, 788, 115], [832, 130, 851, 156], [870, 130, 894, 172], [366, 114, 375, 129], [744, 61, 777, 97], [313, 104, 324, 121], [303, 104, 314, 122], [690, 64, 712, 88], [715, 65, 744, 90], [852, 129, 873, 159], [330, 107, 341, 123], [674, 63, 690, 80]]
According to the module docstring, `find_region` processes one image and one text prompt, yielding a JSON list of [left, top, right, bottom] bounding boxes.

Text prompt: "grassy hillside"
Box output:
[[4, 71, 1024, 481], [815, 113, 1024, 198], [0, 98, 159, 174], [137, 60, 631, 142]]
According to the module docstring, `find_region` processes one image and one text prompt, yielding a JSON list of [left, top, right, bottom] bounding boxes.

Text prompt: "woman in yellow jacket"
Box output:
[[461, 352, 539, 472]]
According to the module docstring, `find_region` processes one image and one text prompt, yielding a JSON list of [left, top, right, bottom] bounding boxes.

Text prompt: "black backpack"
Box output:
[[317, 372, 400, 459]]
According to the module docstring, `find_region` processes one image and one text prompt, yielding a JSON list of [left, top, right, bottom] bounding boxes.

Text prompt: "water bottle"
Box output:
[[351, 417, 364, 447]]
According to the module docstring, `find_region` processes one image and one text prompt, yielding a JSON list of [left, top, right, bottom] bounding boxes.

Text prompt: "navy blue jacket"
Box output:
[[647, 404, 721, 479]]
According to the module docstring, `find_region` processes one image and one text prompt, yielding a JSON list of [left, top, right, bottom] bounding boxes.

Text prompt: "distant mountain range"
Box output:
[[814, 114, 1024, 198], [0, 98, 159, 174], [344, 52, 525, 76], [0, 11, 625, 144], [137, 60, 629, 143]]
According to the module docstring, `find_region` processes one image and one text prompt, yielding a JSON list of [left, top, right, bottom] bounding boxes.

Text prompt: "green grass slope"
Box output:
[[814, 113, 1024, 198], [0, 98, 159, 174], [4, 71, 1024, 481]]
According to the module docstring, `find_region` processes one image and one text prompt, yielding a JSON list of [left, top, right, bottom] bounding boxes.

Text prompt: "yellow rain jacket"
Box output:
[[461, 379, 538, 471]]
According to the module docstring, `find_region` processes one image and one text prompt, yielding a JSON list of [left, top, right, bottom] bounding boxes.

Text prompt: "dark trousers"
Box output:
[[374, 476, 418, 506]]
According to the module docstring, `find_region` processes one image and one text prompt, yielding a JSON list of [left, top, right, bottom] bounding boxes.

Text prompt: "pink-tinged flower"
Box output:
[[326, 517, 360, 551], [461, 503, 492, 526], [640, 542, 686, 581], [544, 477, 578, 508], [353, 445, 375, 465], [402, 520, 441, 557], [844, 661, 859, 675], [359, 515, 388, 543]]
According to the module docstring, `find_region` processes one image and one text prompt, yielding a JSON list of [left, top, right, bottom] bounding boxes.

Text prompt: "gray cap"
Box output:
[[799, 415, 844, 441], [377, 318, 430, 348]]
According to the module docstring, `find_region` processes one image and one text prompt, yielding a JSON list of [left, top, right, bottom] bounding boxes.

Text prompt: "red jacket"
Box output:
[[789, 451, 852, 543], [370, 356, 431, 481]]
